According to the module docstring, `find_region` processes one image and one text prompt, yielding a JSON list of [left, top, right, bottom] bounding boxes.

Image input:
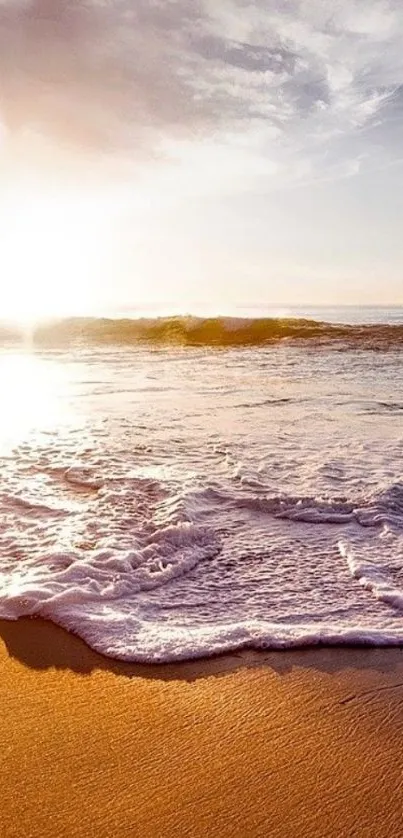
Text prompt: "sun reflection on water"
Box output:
[[0, 351, 74, 454]]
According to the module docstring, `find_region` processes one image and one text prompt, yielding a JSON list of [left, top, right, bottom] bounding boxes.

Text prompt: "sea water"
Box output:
[[0, 307, 402, 662]]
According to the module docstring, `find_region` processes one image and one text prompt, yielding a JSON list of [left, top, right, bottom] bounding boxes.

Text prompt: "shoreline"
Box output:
[[1, 618, 403, 837]]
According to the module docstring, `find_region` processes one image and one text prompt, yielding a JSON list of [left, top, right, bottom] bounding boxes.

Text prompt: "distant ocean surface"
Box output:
[[0, 305, 402, 662]]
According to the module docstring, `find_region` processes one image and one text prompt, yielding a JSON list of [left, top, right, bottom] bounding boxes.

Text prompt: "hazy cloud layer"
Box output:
[[1, 0, 403, 176]]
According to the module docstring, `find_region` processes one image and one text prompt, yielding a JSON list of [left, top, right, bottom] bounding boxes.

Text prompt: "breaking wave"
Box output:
[[1, 316, 403, 349]]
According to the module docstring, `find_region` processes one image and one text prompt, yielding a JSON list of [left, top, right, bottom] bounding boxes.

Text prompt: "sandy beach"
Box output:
[[0, 619, 402, 838]]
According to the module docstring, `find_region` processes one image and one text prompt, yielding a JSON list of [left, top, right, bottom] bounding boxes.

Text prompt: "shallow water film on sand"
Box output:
[[0, 313, 403, 662]]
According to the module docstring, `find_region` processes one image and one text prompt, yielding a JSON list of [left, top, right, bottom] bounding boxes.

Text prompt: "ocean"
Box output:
[[0, 305, 402, 662]]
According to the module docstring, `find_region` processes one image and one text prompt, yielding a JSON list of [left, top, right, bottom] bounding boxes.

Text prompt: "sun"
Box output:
[[0, 190, 106, 325]]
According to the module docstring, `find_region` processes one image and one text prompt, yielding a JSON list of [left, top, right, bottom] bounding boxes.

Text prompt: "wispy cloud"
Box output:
[[1, 1, 403, 183]]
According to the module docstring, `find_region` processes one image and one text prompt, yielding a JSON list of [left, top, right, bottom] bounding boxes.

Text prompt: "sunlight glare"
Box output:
[[0, 352, 73, 452], [0, 192, 106, 324]]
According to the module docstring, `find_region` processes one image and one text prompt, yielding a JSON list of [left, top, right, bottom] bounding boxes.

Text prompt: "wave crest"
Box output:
[[2, 316, 403, 348]]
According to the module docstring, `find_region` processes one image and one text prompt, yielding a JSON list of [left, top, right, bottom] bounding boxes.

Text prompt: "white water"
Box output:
[[0, 330, 403, 661]]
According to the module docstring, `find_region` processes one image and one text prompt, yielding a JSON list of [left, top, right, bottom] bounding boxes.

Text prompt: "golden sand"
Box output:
[[1, 618, 403, 838]]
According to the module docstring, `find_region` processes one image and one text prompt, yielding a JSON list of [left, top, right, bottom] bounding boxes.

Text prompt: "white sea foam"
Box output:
[[340, 541, 403, 611], [0, 523, 219, 615]]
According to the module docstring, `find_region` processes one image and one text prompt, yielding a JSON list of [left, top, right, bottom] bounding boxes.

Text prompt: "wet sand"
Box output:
[[1, 617, 403, 838]]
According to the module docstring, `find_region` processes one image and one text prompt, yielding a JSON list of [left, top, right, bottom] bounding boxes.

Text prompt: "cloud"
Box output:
[[1, 0, 403, 182], [0, 0, 208, 151]]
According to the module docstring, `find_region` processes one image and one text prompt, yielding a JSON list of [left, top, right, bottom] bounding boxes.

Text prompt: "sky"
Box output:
[[1, 0, 403, 317]]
